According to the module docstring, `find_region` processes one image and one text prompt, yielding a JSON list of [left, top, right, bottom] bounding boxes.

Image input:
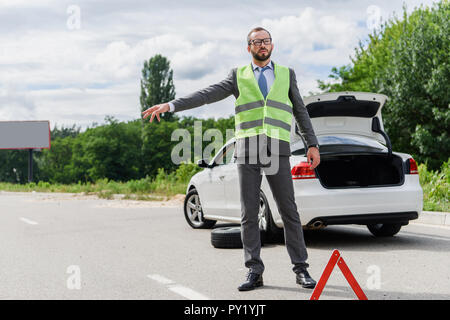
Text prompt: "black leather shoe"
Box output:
[[238, 272, 264, 291], [296, 269, 316, 289]]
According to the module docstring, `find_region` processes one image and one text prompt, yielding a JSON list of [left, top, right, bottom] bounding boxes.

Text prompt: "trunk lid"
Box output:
[[302, 91, 388, 144]]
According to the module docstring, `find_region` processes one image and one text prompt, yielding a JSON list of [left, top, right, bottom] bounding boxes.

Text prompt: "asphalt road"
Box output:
[[1, 191, 449, 300]]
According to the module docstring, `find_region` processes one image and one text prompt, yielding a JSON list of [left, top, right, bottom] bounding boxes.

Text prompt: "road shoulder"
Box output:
[[413, 211, 450, 226]]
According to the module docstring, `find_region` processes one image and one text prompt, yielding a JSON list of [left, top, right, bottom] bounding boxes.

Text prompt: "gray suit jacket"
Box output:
[[170, 62, 319, 158]]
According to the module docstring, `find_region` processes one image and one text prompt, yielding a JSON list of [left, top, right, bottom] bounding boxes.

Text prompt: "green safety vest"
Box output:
[[235, 62, 293, 142]]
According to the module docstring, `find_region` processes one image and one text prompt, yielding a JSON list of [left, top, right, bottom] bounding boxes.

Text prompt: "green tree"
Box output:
[[317, 1, 449, 170], [73, 116, 144, 182], [140, 54, 176, 122], [36, 136, 78, 184], [141, 114, 235, 178], [0, 150, 28, 183], [51, 123, 81, 140], [140, 54, 178, 177], [176, 115, 236, 163], [37, 116, 144, 183], [141, 120, 182, 177]]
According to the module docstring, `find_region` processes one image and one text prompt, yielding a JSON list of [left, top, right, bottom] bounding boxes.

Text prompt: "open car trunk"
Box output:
[[315, 153, 404, 188]]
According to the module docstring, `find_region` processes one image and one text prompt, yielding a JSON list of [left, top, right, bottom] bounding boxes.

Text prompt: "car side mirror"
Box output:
[[197, 159, 209, 168]]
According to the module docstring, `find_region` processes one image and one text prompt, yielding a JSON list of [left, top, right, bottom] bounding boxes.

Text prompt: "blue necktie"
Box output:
[[258, 66, 270, 99]]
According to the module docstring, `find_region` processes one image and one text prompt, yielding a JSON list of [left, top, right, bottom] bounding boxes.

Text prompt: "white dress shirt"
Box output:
[[251, 59, 275, 93]]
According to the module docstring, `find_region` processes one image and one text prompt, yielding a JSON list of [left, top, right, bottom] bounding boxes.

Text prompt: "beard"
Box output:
[[251, 48, 272, 61]]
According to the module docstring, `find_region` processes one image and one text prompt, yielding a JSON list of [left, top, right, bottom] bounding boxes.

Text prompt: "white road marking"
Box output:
[[19, 217, 38, 225], [147, 274, 210, 300], [147, 274, 175, 285]]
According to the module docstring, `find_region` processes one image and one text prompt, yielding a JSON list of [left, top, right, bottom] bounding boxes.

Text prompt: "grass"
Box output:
[[0, 161, 448, 212], [418, 159, 449, 212], [0, 177, 186, 201], [0, 163, 202, 201]]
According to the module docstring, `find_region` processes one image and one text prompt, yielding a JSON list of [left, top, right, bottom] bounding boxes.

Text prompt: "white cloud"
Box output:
[[0, 85, 37, 120], [29, 83, 141, 129], [0, 0, 440, 129], [261, 7, 365, 67], [89, 40, 135, 79], [88, 34, 221, 81]]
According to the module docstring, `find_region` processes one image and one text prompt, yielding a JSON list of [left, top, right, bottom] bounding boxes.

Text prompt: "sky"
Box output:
[[0, 0, 439, 131]]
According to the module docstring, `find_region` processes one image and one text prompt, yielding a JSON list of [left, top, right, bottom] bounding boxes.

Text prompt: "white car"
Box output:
[[183, 92, 423, 237]]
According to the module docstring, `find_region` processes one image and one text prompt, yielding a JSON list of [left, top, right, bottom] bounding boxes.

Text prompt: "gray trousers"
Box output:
[[237, 155, 309, 275]]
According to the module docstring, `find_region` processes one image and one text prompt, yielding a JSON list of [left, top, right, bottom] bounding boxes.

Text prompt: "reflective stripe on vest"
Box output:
[[234, 63, 293, 142]]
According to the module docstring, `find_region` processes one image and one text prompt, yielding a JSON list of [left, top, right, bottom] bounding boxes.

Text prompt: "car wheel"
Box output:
[[211, 226, 242, 249], [184, 189, 216, 229], [259, 191, 283, 242], [211, 226, 266, 249], [367, 223, 402, 237]]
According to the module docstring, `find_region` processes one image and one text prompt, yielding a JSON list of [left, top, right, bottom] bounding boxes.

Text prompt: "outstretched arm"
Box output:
[[169, 68, 237, 112], [142, 68, 237, 122]]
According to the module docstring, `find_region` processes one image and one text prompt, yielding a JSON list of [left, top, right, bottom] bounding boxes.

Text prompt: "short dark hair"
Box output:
[[247, 27, 271, 45]]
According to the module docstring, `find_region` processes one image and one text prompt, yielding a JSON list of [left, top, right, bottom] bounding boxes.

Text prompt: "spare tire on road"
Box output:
[[211, 226, 265, 249]]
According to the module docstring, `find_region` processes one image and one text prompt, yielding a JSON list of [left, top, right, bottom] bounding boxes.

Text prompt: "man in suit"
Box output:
[[142, 27, 320, 291]]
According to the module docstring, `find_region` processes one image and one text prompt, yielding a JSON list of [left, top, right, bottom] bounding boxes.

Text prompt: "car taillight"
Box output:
[[291, 161, 316, 179], [408, 158, 418, 174]]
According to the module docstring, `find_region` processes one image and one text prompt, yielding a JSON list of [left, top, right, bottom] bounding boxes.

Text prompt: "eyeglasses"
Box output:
[[248, 38, 272, 46]]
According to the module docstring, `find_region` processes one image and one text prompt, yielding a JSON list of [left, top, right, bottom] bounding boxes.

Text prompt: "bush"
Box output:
[[127, 176, 153, 193], [419, 158, 449, 212], [174, 162, 203, 183]]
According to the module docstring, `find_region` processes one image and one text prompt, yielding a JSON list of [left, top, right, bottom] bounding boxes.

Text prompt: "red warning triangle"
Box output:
[[310, 249, 368, 300]]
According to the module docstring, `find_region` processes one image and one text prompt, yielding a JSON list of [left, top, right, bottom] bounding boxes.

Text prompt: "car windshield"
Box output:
[[291, 135, 387, 155], [210, 143, 235, 166]]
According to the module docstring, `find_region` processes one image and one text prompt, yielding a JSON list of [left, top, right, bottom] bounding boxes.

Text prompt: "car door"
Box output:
[[221, 142, 242, 219], [199, 143, 232, 218]]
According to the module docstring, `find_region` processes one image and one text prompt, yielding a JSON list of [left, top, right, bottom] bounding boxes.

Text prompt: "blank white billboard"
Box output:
[[0, 121, 51, 149]]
